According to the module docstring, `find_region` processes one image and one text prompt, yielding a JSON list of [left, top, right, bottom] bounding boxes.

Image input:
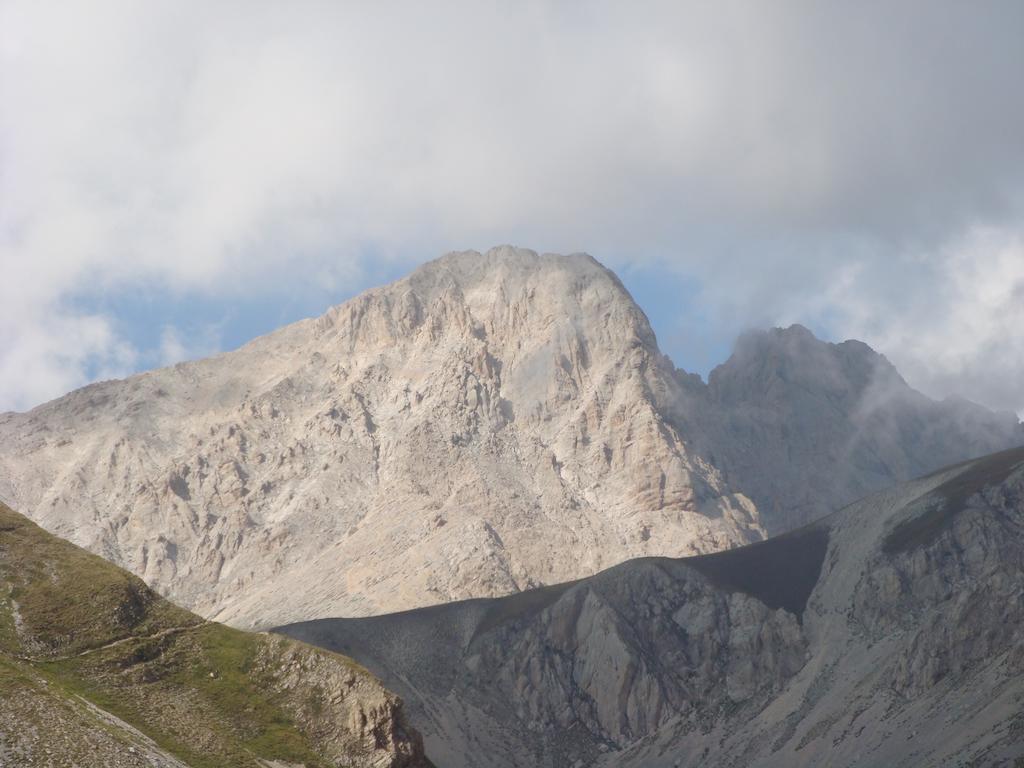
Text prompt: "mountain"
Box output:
[[674, 324, 1024, 533], [0, 499, 428, 768], [0, 247, 760, 627], [276, 446, 1024, 768], [0, 248, 1019, 629]]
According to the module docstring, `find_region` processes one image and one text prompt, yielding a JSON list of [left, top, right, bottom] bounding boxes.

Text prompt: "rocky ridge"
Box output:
[[277, 446, 1024, 768]]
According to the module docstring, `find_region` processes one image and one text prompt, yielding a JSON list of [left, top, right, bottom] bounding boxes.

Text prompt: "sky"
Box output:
[[2, 1, 1024, 416]]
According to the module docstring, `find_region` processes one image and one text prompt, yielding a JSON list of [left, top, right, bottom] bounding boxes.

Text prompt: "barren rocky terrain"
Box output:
[[0, 248, 1019, 629], [0, 248, 761, 627], [278, 447, 1024, 768]]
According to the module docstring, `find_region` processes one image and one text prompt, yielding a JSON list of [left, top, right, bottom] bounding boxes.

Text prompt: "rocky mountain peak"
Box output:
[[314, 246, 661, 400], [708, 323, 905, 404], [687, 324, 1023, 533], [0, 248, 759, 628]]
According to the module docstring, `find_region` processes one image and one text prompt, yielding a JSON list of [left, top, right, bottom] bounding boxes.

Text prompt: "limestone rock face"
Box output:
[[0, 247, 759, 627], [278, 447, 1024, 768], [253, 635, 427, 768], [463, 573, 807, 755], [674, 324, 1024, 533]]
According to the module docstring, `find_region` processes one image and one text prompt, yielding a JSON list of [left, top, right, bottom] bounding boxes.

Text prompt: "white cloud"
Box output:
[[837, 229, 1024, 416], [1, 1, 1023, 412], [157, 326, 188, 368], [0, 311, 134, 412], [157, 324, 221, 369]]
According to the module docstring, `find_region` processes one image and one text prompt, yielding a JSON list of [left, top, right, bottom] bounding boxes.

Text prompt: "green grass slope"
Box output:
[[0, 502, 428, 768]]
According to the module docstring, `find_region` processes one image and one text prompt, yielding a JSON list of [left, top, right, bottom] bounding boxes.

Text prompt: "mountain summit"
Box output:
[[0, 248, 1019, 627], [677, 323, 1024, 532], [0, 247, 759, 627]]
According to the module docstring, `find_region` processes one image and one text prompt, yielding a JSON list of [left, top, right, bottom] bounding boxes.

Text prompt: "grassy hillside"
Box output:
[[0, 501, 428, 768]]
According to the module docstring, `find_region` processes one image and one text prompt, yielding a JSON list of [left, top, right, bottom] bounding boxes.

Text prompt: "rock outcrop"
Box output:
[[253, 634, 426, 767], [277, 446, 1024, 768]]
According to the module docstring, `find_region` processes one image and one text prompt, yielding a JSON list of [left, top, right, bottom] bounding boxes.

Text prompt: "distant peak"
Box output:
[[774, 321, 815, 339], [776, 323, 816, 339], [710, 321, 903, 396], [759, 324, 825, 345], [735, 324, 881, 362], [729, 324, 826, 357]]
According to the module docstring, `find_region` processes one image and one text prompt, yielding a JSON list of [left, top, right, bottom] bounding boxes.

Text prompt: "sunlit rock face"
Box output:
[[0, 247, 760, 627]]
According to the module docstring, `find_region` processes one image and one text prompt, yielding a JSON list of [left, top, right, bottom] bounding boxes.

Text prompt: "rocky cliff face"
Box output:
[[0, 247, 760, 627], [674, 324, 1024, 533], [252, 634, 427, 767], [278, 447, 1024, 768]]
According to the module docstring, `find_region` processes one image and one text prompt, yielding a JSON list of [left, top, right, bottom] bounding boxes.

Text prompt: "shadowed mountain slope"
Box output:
[[674, 324, 1024, 533], [0, 500, 428, 768], [277, 447, 1024, 768]]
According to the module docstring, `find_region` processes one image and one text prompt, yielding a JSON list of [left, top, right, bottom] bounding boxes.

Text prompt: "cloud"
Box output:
[[837, 228, 1024, 417], [156, 324, 222, 368], [0, 310, 134, 411], [2, 1, 1023, 412]]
